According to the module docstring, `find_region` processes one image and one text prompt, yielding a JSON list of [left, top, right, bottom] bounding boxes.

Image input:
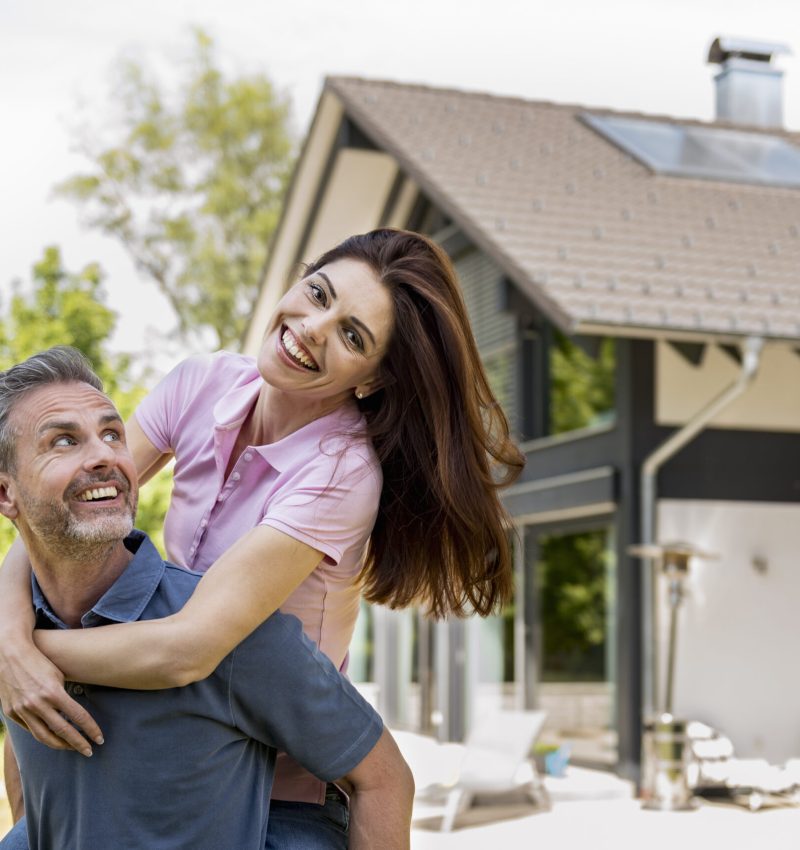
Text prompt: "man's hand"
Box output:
[[343, 728, 414, 850], [0, 635, 102, 756]]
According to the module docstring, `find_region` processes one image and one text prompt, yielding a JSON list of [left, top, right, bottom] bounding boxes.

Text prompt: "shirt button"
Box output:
[[72, 685, 84, 696], [200, 519, 208, 528], [244, 452, 253, 462], [231, 472, 241, 482]]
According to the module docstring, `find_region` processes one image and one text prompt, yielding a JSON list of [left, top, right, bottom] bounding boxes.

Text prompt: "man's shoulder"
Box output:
[[141, 559, 202, 617]]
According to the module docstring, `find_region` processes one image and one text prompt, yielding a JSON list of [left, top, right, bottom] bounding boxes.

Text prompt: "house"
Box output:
[[243, 38, 800, 780]]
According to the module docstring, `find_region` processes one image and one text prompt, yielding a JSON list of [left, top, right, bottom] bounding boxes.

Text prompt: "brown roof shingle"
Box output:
[[327, 76, 800, 342]]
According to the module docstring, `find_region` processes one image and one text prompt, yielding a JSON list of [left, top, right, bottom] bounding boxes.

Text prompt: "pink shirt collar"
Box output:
[[211, 371, 365, 473]]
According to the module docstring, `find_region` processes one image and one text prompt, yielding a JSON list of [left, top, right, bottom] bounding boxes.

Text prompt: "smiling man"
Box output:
[[0, 346, 413, 850]]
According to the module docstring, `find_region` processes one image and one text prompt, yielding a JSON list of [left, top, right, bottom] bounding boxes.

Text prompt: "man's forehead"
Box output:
[[14, 382, 119, 429]]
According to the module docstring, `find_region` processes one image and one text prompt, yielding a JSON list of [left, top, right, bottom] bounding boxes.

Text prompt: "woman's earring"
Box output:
[[356, 391, 364, 399]]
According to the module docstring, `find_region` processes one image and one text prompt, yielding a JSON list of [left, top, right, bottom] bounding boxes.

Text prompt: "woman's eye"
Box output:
[[308, 282, 327, 304], [344, 328, 364, 351]]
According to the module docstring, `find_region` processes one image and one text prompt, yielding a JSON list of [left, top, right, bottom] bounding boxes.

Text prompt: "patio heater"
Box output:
[[628, 542, 717, 811]]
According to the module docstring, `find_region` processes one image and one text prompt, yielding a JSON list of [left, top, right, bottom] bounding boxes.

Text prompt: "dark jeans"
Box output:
[[265, 784, 349, 849]]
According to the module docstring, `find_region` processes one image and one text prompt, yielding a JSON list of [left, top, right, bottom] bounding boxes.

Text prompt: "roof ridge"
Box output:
[[325, 75, 800, 140]]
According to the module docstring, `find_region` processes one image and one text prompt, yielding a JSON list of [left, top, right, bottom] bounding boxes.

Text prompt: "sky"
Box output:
[[2, 0, 799, 374]]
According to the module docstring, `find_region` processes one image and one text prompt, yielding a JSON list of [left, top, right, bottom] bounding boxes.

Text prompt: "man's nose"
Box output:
[[82, 436, 116, 469]]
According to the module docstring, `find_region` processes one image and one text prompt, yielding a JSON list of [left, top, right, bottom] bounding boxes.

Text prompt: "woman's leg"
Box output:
[[265, 785, 348, 850]]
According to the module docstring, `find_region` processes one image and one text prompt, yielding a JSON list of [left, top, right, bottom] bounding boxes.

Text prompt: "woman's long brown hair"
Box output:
[[307, 229, 525, 618]]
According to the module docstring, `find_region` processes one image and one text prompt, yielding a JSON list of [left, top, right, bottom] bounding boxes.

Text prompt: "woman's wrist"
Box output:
[[0, 618, 36, 649]]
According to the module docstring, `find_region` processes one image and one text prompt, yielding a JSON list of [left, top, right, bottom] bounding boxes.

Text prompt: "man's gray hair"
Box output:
[[0, 346, 103, 472]]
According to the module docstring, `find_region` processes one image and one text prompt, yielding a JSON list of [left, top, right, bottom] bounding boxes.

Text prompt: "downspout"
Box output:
[[640, 335, 764, 716]]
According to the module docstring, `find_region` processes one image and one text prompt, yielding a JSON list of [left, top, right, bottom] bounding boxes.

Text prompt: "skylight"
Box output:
[[582, 113, 800, 189]]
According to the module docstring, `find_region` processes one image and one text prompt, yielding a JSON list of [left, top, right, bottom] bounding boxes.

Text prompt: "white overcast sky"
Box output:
[[2, 0, 799, 371]]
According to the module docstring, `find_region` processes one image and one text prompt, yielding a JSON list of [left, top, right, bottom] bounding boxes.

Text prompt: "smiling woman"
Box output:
[[0, 228, 525, 849]]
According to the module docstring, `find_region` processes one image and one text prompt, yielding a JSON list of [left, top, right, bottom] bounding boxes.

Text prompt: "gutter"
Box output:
[[640, 335, 764, 715]]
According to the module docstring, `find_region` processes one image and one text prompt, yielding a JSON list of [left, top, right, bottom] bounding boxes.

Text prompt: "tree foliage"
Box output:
[[56, 28, 295, 349], [0, 247, 171, 559], [550, 333, 616, 434], [538, 530, 611, 682]]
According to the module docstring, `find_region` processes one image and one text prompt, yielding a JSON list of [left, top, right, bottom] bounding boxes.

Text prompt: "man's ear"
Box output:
[[0, 474, 20, 522]]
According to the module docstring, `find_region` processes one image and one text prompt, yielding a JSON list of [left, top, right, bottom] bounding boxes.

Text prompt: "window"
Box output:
[[583, 112, 800, 188], [549, 333, 615, 435]]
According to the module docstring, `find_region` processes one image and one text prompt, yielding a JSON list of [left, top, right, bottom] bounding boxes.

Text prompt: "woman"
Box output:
[[0, 228, 525, 847]]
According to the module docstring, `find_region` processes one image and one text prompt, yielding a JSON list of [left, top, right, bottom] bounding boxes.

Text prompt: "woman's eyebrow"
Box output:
[[316, 271, 376, 346], [349, 316, 376, 347], [317, 271, 336, 298]]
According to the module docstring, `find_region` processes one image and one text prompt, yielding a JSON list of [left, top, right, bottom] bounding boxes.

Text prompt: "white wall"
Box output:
[[656, 341, 800, 432], [658, 499, 800, 762]]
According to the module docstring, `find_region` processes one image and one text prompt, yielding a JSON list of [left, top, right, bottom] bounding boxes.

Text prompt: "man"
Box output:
[[0, 347, 413, 849]]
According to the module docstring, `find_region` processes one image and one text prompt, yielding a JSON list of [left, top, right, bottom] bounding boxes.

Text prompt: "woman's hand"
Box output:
[[0, 636, 103, 756]]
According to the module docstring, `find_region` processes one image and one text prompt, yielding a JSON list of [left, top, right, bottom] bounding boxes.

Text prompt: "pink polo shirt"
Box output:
[[134, 351, 382, 803]]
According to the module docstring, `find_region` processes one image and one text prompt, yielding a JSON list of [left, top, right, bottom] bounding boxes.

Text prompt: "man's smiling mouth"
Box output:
[[281, 326, 319, 371], [76, 486, 119, 502]]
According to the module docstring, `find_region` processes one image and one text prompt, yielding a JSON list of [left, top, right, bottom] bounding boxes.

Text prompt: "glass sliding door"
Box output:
[[527, 522, 618, 766]]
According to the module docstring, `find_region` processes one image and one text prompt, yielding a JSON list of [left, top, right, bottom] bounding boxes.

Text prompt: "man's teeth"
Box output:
[[282, 329, 318, 370], [78, 486, 119, 502]]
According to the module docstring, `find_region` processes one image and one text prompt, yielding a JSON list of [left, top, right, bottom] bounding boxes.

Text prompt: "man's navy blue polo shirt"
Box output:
[[1, 531, 383, 850]]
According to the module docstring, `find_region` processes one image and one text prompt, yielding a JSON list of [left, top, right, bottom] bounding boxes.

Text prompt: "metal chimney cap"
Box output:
[[708, 36, 792, 66]]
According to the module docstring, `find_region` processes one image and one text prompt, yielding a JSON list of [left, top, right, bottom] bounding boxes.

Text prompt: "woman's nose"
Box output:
[[301, 316, 327, 344]]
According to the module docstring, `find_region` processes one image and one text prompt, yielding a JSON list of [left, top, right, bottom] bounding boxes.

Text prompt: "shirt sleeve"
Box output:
[[259, 450, 381, 566], [133, 354, 216, 453], [227, 612, 384, 781], [0, 817, 28, 850]]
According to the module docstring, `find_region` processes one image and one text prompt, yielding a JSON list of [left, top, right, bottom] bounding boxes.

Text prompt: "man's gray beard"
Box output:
[[19, 488, 136, 562]]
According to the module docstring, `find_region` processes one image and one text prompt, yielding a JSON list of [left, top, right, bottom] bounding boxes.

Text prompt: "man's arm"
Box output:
[[341, 728, 414, 850], [3, 735, 24, 823]]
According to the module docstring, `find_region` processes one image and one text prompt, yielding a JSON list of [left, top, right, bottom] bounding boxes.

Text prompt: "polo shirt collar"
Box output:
[[211, 367, 365, 473], [32, 530, 166, 630]]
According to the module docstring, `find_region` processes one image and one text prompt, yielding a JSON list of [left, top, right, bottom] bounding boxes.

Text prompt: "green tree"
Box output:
[[550, 333, 615, 434], [0, 247, 171, 559], [538, 530, 611, 682], [56, 28, 295, 350]]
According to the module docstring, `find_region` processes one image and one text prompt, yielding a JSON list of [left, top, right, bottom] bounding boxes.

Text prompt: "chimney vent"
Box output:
[[707, 36, 792, 128]]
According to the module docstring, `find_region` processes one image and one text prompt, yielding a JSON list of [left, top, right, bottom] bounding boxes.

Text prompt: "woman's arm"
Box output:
[[126, 415, 172, 486], [0, 538, 102, 754], [36, 524, 324, 688]]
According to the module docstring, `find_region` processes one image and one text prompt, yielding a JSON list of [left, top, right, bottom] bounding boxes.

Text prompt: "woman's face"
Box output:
[[258, 257, 394, 405]]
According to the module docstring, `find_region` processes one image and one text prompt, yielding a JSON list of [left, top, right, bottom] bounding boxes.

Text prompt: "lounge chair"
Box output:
[[439, 709, 549, 831]]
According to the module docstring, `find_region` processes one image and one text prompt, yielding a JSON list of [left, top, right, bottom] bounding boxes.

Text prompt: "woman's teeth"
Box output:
[[282, 329, 318, 370]]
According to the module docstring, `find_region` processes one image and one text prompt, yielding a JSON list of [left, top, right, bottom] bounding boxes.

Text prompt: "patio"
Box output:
[[410, 766, 800, 850]]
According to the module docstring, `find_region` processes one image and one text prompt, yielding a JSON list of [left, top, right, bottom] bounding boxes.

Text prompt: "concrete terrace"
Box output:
[[410, 766, 800, 850]]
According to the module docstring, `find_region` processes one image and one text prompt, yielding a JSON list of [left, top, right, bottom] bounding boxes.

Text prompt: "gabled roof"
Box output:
[[327, 76, 800, 342]]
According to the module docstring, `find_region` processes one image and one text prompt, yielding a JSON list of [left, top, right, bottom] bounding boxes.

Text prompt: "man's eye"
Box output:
[[53, 436, 75, 447], [308, 282, 327, 304], [103, 432, 121, 443]]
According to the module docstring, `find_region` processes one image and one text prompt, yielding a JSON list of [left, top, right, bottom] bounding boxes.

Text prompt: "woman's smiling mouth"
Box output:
[[280, 326, 319, 371]]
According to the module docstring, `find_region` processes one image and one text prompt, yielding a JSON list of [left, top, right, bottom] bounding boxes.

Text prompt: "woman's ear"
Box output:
[[354, 379, 384, 400]]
